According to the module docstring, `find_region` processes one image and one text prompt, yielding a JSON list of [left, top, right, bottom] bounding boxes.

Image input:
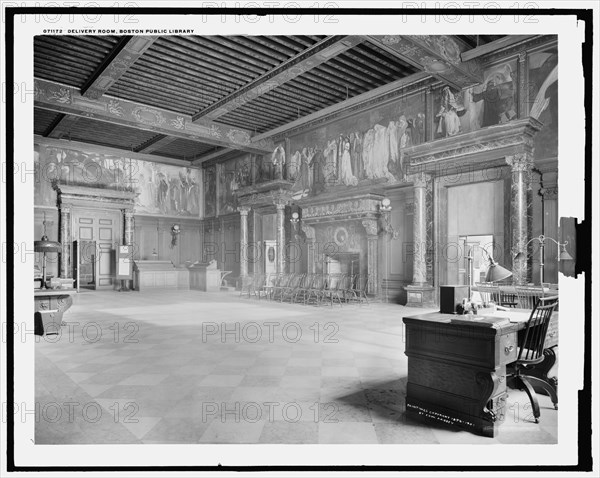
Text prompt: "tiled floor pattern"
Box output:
[[35, 290, 558, 444]]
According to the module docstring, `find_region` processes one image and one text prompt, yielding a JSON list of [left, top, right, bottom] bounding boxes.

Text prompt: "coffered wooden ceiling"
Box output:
[[33, 34, 509, 165]]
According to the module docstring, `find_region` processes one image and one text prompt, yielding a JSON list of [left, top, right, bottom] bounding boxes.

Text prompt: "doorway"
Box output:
[[72, 208, 121, 290], [458, 235, 494, 286]]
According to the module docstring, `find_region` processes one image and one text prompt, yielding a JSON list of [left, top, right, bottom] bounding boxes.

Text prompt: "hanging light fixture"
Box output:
[[34, 212, 62, 289]]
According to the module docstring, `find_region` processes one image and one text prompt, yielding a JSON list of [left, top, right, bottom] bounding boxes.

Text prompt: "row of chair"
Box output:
[[240, 273, 371, 306], [474, 283, 558, 310]]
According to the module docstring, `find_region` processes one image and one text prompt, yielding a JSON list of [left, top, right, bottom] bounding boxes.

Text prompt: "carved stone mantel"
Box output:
[[300, 192, 384, 225]]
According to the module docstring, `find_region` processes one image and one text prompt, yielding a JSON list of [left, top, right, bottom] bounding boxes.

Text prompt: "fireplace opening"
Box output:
[[324, 252, 360, 276]]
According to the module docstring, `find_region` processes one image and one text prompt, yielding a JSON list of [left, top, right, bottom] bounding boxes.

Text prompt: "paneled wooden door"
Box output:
[[72, 208, 122, 290]]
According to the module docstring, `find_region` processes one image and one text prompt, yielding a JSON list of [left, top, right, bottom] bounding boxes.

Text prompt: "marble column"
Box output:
[[59, 204, 71, 278], [507, 153, 533, 285], [275, 202, 286, 273], [425, 86, 434, 142], [361, 219, 379, 296], [406, 173, 435, 307], [301, 224, 316, 274], [238, 206, 250, 278], [540, 171, 559, 283]]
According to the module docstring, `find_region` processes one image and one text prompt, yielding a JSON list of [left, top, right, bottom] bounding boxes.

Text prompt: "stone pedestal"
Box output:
[[405, 284, 437, 308]]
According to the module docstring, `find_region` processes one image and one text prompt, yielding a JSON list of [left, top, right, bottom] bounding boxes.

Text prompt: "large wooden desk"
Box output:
[[402, 309, 558, 437], [34, 289, 77, 335]]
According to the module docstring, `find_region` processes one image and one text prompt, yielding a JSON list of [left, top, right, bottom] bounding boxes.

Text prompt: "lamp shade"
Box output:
[[34, 238, 62, 253], [559, 245, 573, 261], [485, 255, 513, 282]]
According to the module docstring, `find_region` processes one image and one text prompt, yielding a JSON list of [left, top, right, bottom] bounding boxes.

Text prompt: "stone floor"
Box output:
[[35, 290, 558, 444]]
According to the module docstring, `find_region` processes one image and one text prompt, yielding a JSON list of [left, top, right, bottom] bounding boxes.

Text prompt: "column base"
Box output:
[[405, 284, 436, 308]]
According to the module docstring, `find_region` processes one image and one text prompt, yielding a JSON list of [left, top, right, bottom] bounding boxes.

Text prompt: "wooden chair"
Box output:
[[347, 274, 370, 305], [515, 285, 546, 310], [305, 274, 326, 306], [280, 273, 305, 303], [509, 295, 559, 423], [239, 274, 255, 298], [474, 282, 501, 304], [321, 273, 345, 307]]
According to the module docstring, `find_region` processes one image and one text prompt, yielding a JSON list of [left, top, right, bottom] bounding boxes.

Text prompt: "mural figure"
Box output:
[[300, 147, 316, 192], [204, 166, 217, 217], [323, 139, 339, 186], [338, 137, 357, 186], [349, 131, 363, 181], [436, 86, 465, 137], [157, 171, 169, 213], [414, 112, 426, 145], [362, 128, 375, 179], [271, 144, 286, 180], [471, 64, 516, 127], [288, 150, 301, 181]]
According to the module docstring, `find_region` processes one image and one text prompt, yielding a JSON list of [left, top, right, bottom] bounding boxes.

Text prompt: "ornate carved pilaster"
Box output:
[[517, 51, 528, 118], [59, 204, 71, 278], [301, 223, 316, 274], [123, 208, 134, 246], [238, 206, 250, 278], [539, 170, 559, 282], [507, 153, 533, 285], [275, 201, 287, 273], [361, 219, 379, 296]]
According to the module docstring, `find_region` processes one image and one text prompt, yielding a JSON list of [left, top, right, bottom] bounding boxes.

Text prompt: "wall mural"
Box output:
[[33, 143, 203, 217], [218, 154, 252, 214], [204, 164, 217, 217], [133, 160, 201, 217], [285, 93, 426, 199], [529, 46, 558, 160], [435, 59, 518, 137]]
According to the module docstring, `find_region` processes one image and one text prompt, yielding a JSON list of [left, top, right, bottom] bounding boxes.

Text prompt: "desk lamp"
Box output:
[[514, 234, 573, 284], [34, 213, 62, 289], [484, 250, 512, 283]]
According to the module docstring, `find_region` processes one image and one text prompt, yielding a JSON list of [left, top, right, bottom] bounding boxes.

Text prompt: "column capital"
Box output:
[[409, 172, 430, 188], [60, 204, 72, 214], [123, 208, 135, 217], [539, 186, 558, 200], [518, 50, 527, 63], [505, 153, 533, 172], [274, 201, 287, 210], [362, 218, 379, 237], [237, 206, 251, 216], [301, 223, 316, 241]]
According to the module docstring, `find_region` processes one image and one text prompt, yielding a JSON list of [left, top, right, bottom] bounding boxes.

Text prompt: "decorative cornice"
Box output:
[[301, 195, 382, 223], [406, 117, 542, 176], [55, 183, 138, 209], [481, 35, 557, 66]]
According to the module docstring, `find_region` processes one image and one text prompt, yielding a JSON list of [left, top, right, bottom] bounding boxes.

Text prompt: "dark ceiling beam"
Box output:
[[44, 113, 81, 139], [134, 134, 178, 154], [34, 78, 274, 154], [191, 148, 234, 166], [81, 36, 159, 99], [193, 36, 365, 122], [365, 35, 483, 90], [460, 35, 539, 61], [35, 135, 196, 168]]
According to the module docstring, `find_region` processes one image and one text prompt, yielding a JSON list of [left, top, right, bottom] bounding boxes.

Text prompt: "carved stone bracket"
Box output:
[[301, 224, 316, 242], [361, 219, 379, 237]]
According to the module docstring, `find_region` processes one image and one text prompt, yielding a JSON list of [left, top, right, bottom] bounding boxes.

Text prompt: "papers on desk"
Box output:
[[450, 316, 510, 327]]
